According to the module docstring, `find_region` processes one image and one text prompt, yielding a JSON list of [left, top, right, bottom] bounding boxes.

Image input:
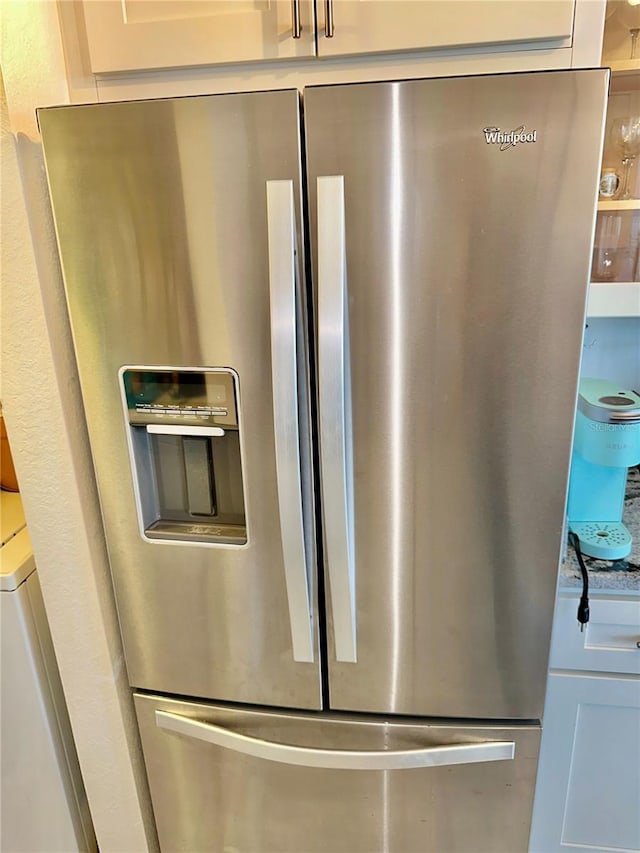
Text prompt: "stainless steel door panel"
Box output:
[[135, 692, 541, 853], [305, 71, 608, 719], [40, 92, 321, 708]]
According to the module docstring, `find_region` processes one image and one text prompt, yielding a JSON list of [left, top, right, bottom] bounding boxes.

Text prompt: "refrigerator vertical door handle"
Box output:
[[317, 175, 357, 663], [266, 180, 314, 664], [155, 711, 516, 769]]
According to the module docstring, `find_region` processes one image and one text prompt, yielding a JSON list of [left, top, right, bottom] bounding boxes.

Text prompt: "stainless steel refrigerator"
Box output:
[[39, 69, 608, 852]]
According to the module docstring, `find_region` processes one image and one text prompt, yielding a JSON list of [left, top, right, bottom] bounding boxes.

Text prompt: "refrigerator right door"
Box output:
[[305, 70, 608, 720]]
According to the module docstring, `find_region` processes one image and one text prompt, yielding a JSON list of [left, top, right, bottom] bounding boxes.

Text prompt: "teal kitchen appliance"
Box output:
[[568, 378, 640, 559]]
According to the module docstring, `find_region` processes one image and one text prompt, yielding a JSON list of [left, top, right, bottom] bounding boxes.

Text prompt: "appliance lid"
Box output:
[[1, 491, 26, 546], [0, 491, 35, 591], [0, 529, 35, 591], [577, 378, 640, 424]]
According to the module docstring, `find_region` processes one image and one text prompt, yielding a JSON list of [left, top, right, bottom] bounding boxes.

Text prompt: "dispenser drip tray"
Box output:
[[145, 520, 247, 546], [570, 521, 631, 561]]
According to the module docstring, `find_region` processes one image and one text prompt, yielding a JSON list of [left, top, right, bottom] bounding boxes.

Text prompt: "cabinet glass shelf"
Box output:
[[597, 199, 640, 211]]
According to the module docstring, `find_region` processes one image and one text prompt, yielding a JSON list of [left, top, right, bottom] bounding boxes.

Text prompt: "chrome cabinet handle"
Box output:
[[317, 175, 356, 663], [156, 710, 515, 770], [266, 180, 314, 663], [325, 0, 334, 37], [292, 0, 301, 38]]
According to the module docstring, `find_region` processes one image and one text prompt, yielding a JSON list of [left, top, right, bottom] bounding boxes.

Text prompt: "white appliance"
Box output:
[[0, 491, 96, 853]]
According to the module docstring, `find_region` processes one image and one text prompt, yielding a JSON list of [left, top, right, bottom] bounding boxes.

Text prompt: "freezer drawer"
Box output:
[[135, 692, 540, 852]]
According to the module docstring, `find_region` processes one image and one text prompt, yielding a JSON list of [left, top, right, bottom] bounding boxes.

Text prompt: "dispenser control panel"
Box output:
[[122, 368, 238, 429], [120, 366, 246, 546]]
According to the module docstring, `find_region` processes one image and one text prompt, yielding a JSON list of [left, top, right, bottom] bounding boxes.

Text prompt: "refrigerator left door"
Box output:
[[39, 91, 322, 709]]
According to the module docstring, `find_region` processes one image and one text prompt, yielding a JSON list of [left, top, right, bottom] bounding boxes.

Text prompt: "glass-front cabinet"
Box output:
[[590, 0, 640, 317]]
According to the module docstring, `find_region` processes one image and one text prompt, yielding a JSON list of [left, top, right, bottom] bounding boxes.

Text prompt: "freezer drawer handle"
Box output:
[[266, 180, 314, 663], [317, 175, 356, 663], [155, 711, 515, 770]]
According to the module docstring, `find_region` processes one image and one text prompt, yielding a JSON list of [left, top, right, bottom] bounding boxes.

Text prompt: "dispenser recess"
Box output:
[[121, 367, 246, 545]]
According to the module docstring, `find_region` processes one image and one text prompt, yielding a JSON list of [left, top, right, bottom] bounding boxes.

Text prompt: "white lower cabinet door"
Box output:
[[530, 672, 640, 853], [134, 693, 541, 853]]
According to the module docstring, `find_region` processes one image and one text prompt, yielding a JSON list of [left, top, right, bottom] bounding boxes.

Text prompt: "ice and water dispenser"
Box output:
[[121, 368, 246, 545]]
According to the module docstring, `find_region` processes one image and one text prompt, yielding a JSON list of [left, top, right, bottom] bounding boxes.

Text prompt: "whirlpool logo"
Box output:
[[483, 125, 537, 151]]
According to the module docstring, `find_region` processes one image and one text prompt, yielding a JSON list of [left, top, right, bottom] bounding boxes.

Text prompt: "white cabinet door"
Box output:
[[316, 0, 574, 58], [530, 672, 640, 853], [82, 0, 316, 74]]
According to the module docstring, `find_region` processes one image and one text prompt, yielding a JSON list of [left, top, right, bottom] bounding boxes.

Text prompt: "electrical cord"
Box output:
[[568, 531, 590, 631]]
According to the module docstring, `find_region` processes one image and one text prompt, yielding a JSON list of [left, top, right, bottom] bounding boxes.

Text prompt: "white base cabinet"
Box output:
[[530, 673, 640, 853], [529, 593, 640, 853]]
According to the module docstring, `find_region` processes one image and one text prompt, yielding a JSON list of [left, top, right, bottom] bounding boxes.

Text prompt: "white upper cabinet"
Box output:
[[316, 0, 575, 59], [587, 2, 640, 318], [82, 0, 317, 73], [80, 0, 575, 75]]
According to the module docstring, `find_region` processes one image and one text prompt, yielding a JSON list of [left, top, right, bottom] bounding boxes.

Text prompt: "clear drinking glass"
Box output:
[[610, 116, 640, 200], [592, 214, 622, 282]]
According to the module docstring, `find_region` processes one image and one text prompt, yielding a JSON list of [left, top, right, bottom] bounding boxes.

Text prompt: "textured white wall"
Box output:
[[0, 3, 156, 849]]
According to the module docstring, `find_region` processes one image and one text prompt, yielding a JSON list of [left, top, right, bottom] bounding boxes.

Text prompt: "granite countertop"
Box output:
[[559, 466, 640, 592]]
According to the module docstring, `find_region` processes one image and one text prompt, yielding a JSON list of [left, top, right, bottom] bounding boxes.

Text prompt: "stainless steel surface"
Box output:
[[325, 0, 334, 37], [305, 70, 609, 719], [155, 708, 515, 769], [317, 175, 356, 663], [291, 0, 301, 38], [266, 179, 314, 663], [136, 692, 540, 853], [146, 424, 225, 436], [39, 76, 608, 848], [40, 91, 322, 709]]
